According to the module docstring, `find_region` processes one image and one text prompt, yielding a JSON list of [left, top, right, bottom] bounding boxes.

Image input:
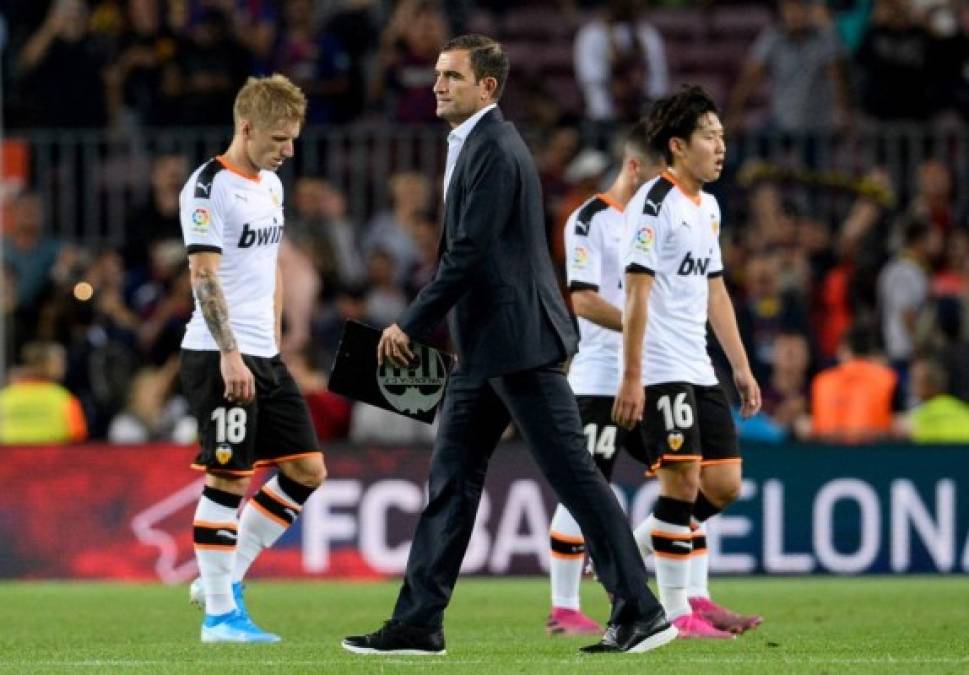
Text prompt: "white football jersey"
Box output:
[[180, 156, 284, 357], [622, 171, 723, 386], [564, 194, 626, 396]]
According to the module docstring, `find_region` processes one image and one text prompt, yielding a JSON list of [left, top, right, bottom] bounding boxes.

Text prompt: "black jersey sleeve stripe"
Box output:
[[187, 244, 222, 255], [194, 158, 226, 199], [626, 263, 654, 276], [642, 177, 675, 216], [707, 270, 724, 279], [568, 281, 600, 292], [574, 197, 610, 236]]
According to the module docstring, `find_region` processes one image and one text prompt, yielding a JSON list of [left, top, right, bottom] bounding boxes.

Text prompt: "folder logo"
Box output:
[[376, 345, 448, 415]]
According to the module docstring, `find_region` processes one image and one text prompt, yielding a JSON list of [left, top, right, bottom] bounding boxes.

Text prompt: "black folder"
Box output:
[[328, 320, 455, 424]]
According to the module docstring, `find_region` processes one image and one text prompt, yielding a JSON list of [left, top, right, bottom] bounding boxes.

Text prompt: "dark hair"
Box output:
[[901, 216, 931, 247], [624, 118, 663, 165], [644, 85, 719, 165], [441, 34, 510, 101], [844, 321, 878, 357]]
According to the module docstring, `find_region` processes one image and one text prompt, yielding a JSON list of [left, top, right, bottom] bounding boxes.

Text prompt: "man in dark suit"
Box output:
[[342, 34, 677, 656]]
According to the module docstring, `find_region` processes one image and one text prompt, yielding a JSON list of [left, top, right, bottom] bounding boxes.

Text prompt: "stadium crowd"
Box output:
[[3, 0, 969, 445]]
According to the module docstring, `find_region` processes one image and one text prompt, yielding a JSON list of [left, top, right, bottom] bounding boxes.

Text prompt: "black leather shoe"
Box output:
[[342, 620, 447, 655], [580, 611, 677, 654]]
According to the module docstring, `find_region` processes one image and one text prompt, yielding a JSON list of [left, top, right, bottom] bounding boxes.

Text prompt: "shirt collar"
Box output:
[[448, 103, 498, 144]]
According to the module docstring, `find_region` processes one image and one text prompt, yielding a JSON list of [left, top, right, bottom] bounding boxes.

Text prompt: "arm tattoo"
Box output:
[[193, 268, 238, 353]]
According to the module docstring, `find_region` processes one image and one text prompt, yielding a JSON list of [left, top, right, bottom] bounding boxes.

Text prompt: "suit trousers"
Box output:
[[392, 363, 663, 629]]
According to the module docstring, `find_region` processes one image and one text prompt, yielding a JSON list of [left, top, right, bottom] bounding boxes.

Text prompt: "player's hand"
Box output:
[[220, 350, 255, 404], [734, 367, 761, 418], [612, 376, 644, 430], [377, 323, 414, 367]]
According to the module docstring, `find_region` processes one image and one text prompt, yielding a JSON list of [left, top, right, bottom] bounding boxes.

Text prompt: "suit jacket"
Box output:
[[397, 108, 578, 377]]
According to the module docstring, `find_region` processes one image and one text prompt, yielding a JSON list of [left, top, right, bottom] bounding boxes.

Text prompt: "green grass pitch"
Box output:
[[0, 577, 966, 673]]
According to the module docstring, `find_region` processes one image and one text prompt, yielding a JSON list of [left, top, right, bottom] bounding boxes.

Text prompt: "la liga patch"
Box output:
[[634, 225, 655, 252], [572, 245, 590, 269], [191, 208, 210, 233]]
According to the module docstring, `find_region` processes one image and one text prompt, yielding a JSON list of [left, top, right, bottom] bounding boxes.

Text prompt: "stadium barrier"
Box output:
[[1, 441, 966, 581], [13, 123, 969, 247]]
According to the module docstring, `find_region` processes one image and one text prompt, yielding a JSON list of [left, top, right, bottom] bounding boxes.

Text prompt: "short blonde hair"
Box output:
[[233, 74, 307, 130]]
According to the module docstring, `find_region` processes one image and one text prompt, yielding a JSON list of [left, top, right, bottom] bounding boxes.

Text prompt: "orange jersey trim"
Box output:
[[194, 543, 237, 551], [254, 451, 323, 467], [193, 520, 238, 530], [654, 550, 692, 559], [250, 499, 291, 528], [261, 486, 301, 513], [190, 463, 256, 477], [661, 170, 702, 206], [701, 458, 742, 467], [216, 154, 260, 182], [660, 454, 703, 462], [550, 550, 585, 560], [596, 192, 625, 213], [550, 531, 585, 545]]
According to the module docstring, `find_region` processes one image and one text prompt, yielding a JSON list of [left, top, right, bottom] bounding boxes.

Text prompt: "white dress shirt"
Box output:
[[443, 103, 498, 201]]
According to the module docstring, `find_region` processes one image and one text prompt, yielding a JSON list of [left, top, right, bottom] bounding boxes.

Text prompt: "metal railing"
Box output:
[[11, 121, 969, 247]]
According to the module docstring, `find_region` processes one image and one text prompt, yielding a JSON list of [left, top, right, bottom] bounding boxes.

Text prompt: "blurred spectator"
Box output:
[[901, 355, 969, 442], [103, 0, 181, 128], [737, 252, 811, 383], [107, 358, 196, 443], [274, 0, 356, 124], [132, 250, 193, 365], [810, 322, 898, 443], [364, 171, 430, 284], [855, 0, 937, 120], [936, 297, 969, 402], [53, 251, 142, 438], [122, 154, 188, 273], [877, 218, 935, 377], [536, 125, 581, 234], [728, 0, 850, 133], [762, 330, 812, 438], [278, 238, 320, 355], [3, 192, 77, 316], [14, 0, 108, 128], [372, 0, 448, 123], [574, 0, 669, 124], [184, 0, 278, 73], [813, 173, 891, 362], [286, 177, 365, 291], [2, 262, 34, 372], [406, 213, 440, 296], [286, 346, 353, 441], [322, 0, 380, 121], [0, 341, 87, 445], [174, 8, 251, 125], [935, 0, 969, 117], [364, 248, 408, 327], [908, 159, 955, 236]]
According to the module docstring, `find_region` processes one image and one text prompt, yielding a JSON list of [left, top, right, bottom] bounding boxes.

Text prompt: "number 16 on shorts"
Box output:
[[645, 383, 699, 456]]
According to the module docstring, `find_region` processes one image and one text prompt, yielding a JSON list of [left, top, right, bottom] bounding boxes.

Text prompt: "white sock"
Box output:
[[233, 475, 306, 582], [549, 504, 585, 611], [650, 514, 692, 620], [633, 513, 657, 558], [193, 488, 241, 616], [688, 521, 710, 599]]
